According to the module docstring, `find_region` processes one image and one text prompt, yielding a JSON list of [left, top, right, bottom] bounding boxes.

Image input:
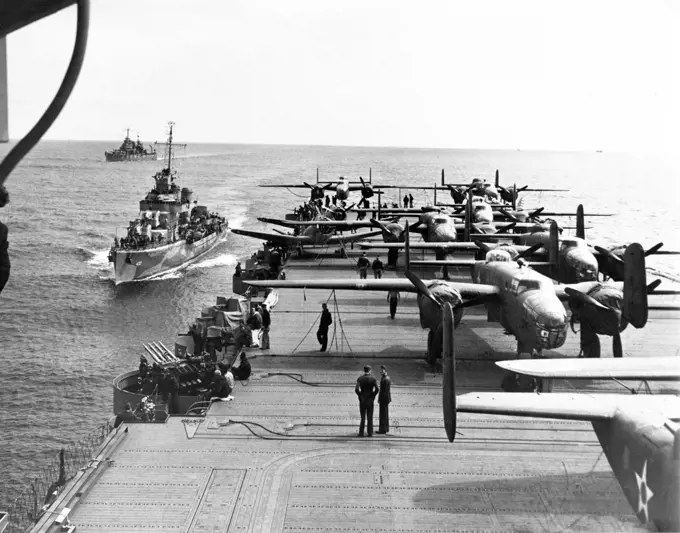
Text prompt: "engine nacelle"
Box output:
[[417, 281, 464, 330]]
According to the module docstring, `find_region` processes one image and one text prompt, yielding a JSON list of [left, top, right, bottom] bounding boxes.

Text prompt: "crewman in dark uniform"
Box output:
[[209, 370, 230, 400], [355, 365, 380, 437], [387, 289, 400, 319], [232, 352, 252, 381], [317, 303, 332, 352], [372, 256, 384, 279], [357, 252, 370, 279], [260, 304, 271, 350], [377, 365, 392, 434]]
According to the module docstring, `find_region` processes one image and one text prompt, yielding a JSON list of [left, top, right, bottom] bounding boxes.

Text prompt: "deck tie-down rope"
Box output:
[[292, 290, 353, 354]]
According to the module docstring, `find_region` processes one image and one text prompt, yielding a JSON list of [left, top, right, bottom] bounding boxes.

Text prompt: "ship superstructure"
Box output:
[[108, 122, 228, 284], [104, 128, 158, 162]]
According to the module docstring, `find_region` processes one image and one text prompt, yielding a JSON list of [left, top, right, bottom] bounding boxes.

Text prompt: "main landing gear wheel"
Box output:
[[500, 372, 537, 392]]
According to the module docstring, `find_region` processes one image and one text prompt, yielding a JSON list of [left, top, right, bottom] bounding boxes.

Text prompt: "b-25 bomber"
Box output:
[[439, 310, 680, 531], [246, 223, 652, 371]]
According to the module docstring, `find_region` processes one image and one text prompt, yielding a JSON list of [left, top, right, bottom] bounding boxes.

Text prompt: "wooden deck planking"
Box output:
[[35, 243, 678, 533], [61, 373, 648, 532]]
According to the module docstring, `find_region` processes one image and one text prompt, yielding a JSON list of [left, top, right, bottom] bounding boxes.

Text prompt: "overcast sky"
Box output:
[[5, 0, 678, 152]]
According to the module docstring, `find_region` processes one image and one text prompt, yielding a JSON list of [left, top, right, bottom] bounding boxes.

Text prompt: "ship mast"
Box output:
[[166, 121, 174, 173]]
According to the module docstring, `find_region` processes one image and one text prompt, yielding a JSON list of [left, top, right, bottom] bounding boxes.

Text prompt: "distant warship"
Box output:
[[105, 129, 158, 162], [108, 122, 228, 284]]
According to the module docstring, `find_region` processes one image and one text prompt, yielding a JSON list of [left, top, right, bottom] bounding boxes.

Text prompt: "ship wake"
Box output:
[[187, 252, 238, 271], [82, 248, 111, 270]]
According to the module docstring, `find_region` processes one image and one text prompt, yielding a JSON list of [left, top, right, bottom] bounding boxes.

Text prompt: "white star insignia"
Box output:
[[634, 459, 654, 523]]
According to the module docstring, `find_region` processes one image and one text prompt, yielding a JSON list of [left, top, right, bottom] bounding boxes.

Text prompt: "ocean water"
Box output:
[[0, 141, 679, 510]]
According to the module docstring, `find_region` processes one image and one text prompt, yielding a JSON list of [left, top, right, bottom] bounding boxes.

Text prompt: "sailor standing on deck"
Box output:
[[387, 289, 400, 319], [317, 303, 333, 352], [259, 304, 271, 350], [377, 366, 392, 434], [372, 256, 384, 279], [357, 252, 370, 279], [355, 366, 379, 437]]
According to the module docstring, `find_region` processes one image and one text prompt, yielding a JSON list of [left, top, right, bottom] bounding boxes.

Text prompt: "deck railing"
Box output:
[[4, 417, 116, 533]]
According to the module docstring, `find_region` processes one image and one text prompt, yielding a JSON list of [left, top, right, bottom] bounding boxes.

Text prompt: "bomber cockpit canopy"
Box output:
[[510, 278, 543, 295], [433, 217, 449, 225], [485, 249, 512, 262], [560, 237, 586, 251]]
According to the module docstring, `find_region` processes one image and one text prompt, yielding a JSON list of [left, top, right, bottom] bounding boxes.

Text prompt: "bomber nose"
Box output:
[[576, 259, 599, 281], [541, 311, 567, 330], [570, 251, 599, 281], [532, 305, 569, 349]]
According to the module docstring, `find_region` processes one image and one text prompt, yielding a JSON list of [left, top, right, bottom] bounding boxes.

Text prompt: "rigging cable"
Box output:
[[0, 0, 90, 187]]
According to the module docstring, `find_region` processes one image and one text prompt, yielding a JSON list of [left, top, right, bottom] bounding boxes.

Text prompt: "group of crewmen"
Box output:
[[292, 201, 322, 221], [115, 349, 255, 426], [355, 252, 401, 318], [234, 244, 287, 283], [355, 365, 392, 436], [207, 352, 252, 401]]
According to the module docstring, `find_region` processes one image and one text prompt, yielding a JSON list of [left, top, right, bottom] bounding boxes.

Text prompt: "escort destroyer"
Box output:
[[107, 123, 228, 284]]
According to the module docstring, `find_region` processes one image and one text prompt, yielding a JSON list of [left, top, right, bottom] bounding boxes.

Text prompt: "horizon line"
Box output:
[[0, 138, 628, 154]]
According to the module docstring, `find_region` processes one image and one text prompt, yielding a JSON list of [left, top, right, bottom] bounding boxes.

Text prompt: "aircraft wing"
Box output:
[[359, 242, 480, 250], [457, 392, 680, 422], [410, 259, 552, 268], [259, 184, 310, 188], [353, 208, 441, 213], [258, 217, 376, 229], [553, 280, 624, 300], [325, 230, 385, 244], [246, 279, 421, 292], [496, 357, 680, 381], [244, 278, 501, 298], [230, 228, 311, 246]]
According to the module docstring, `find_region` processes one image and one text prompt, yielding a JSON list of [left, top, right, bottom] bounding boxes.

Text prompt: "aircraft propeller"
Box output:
[[441, 301, 456, 442], [358, 176, 375, 199], [328, 203, 356, 221], [565, 286, 626, 358], [369, 217, 418, 242], [303, 181, 333, 200], [470, 221, 517, 235], [405, 270, 440, 308], [493, 170, 568, 205], [594, 242, 680, 281], [445, 185, 470, 204], [565, 243, 651, 358], [497, 184, 529, 205], [497, 206, 545, 223]]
